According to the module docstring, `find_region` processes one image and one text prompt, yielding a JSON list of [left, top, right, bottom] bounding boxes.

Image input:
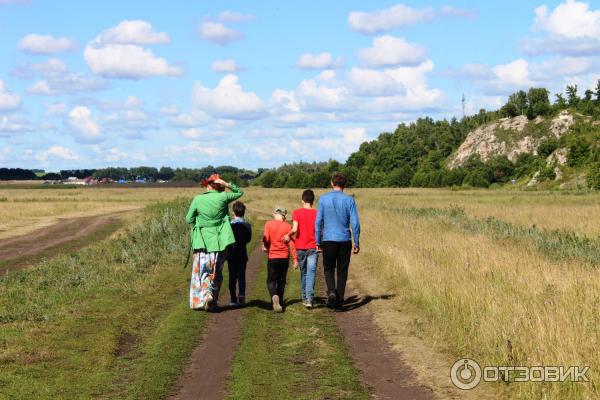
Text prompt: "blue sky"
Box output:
[[0, 0, 599, 171]]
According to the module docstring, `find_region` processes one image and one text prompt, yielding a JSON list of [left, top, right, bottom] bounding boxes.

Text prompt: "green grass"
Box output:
[[226, 258, 370, 400], [0, 199, 210, 399]]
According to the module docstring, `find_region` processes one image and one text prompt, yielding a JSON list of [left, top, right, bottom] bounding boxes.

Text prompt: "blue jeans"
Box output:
[[297, 249, 318, 302]]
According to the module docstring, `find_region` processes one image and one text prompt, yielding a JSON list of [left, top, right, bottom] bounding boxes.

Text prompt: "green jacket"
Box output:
[[185, 184, 244, 252]]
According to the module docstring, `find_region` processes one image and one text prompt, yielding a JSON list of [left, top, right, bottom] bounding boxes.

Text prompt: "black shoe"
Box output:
[[327, 292, 337, 307]]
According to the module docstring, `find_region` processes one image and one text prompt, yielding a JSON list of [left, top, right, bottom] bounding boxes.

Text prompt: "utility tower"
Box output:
[[461, 93, 466, 119]]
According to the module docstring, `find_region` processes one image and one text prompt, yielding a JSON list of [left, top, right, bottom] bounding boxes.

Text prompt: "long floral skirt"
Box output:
[[190, 250, 226, 310]]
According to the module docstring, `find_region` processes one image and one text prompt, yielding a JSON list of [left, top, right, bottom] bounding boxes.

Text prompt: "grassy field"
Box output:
[[0, 186, 198, 239], [245, 188, 600, 400], [2, 186, 600, 399], [0, 200, 206, 399]]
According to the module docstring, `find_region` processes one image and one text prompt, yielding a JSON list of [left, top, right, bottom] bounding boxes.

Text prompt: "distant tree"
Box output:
[[464, 170, 490, 188], [158, 166, 175, 180], [595, 79, 600, 103], [487, 155, 515, 183], [386, 165, 413, 187], [554, 93, 567, 109], [566, 84, 579, 106], [526, 88, 550, 119], [501, 90, 528, 117]]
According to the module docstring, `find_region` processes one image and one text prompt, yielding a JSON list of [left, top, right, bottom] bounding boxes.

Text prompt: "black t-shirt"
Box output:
[[228, 220, 252, 263]]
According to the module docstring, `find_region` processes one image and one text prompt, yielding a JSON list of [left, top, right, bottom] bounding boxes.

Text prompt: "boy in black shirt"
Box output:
[[227, 201, 252, 306]]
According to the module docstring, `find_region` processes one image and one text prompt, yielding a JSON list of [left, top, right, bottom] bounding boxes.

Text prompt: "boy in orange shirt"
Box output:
[[262, 207, 298, 313]]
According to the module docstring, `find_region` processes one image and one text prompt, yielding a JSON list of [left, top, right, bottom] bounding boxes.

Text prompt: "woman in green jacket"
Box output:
[[186, 174, 243, 310]]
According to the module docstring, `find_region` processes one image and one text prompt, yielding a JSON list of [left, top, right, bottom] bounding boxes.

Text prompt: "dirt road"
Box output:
[[0, 212, 124, 273], [169, 246, 262, 400]]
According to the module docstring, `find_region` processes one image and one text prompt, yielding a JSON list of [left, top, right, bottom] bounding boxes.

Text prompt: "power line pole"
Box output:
[[461, 93, 466, 119]]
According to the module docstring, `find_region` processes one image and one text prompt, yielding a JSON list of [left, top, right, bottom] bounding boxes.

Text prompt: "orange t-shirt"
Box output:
[[262, 220, 297, 262]]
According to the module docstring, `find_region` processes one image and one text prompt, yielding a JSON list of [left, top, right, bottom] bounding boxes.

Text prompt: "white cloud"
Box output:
[[218, 11, 255, 22], [169, 110, 210, 127], [0, 81, 21, 111], [199, 22, 243, 45], [297, 52, 343, 70], [18, 34, 77, 54], [105, 147, 129, 162], [94, 20, 170, 45], [84, 43, 183, 79], [273, 81, 348, 115], [0, 114, 30, 135], [348, 67, 405, 97], [358, 35, 427, 67], [492, 59, 531, 87], [192, 74, 264, 119], [35, 146, 80, 162], [533, 0, 600, 38], [211, 59, 244, 73], [165, 142, 233, 160], [293, 71, 350, 111], [16, 59, 108, 95], [348, 3, 435, 34], [524, 1, 600, 55], [45, 102, 66, 116], [160, 105, 179, 115], [105, 109, 156, 130], [180, 128, 204, 139], [68, 106, 102, 143], [441, 6, 477, 19], [28, 74, 107, 95]]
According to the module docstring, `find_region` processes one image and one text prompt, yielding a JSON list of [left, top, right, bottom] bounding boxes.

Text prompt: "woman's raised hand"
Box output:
[[213, 178, 230, 188]]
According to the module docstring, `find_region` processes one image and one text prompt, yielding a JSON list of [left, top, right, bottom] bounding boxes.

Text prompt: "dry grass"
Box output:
[[247, 187, 600, 399], [0, 187, 198, 239]]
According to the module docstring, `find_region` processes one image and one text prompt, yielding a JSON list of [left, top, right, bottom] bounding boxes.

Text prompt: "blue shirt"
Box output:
[[315, 190, 360, 246]]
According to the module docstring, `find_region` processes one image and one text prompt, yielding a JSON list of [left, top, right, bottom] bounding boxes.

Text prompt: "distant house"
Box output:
[[64, 176, 87, 185]]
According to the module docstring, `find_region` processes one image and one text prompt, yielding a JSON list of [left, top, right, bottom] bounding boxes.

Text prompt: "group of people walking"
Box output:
[[185, 172, 361, 312]]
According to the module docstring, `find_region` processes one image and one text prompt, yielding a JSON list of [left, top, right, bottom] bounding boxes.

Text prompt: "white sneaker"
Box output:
[[272, 295, 283, 313], [229, 301, 238, 307], [305, 301, 313, 309]]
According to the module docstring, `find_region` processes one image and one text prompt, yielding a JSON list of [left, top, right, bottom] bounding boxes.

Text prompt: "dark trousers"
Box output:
[[322, 241, 352, 303], [267, 258, 289, 300], [228, 259, 247, 303]]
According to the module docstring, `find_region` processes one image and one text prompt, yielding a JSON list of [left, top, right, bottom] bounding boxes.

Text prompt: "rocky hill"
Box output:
[[447, 111, 574, 168]]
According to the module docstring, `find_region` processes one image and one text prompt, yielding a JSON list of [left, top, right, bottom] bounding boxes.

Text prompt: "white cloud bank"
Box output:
[[358, 35, 427, 67], [523, 0, 600, 55], [36, 146, 80, 162], [211, 59, 244, 73], [192, 74, 264, 119], [94, 20, 170, 45], [348, 3, 435, 34], [84, 20, 181, 79], [18, 34, 77, 54], [297, 52, 343, 70], [199, 22, 243, 45]]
